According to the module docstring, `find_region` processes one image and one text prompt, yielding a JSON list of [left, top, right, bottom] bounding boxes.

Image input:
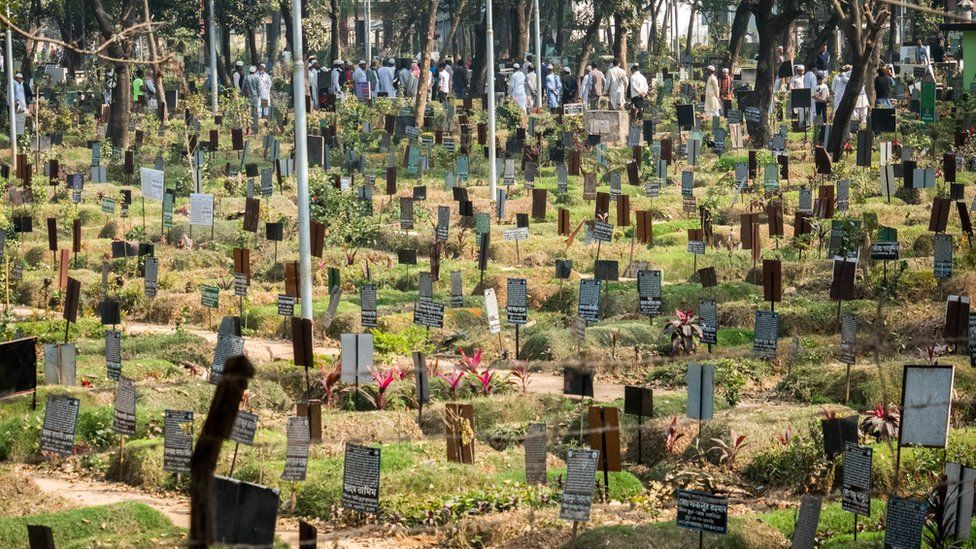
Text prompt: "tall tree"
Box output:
[[329, 0, 340, 62], [91, 0, 137, 150], [739, 0, 806, 147], [414, 0, 440, 127], [724, 1, 752, 71], [827, 0, 888, 159]]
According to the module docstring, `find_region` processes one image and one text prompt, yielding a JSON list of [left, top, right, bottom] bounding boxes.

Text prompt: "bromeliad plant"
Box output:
[[458, 347, 483, 371], [508, 360, 533, 394], [361, 367, 399, 410], [317, 358, 347, 408], [471, 368, 496, 396], [663, 309, 704, 354], [439, 369, 466, 401]]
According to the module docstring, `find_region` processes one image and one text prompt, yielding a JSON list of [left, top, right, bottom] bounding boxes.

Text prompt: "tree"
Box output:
[[329, 0, 340, 62], [739, 0, 806, 147], [827, 0, 888, 159], [92, 0, 138, 150], [724, 1, 751, 71], [414, 0, 440, 127]]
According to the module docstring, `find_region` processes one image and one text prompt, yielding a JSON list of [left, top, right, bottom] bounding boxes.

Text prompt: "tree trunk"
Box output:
[[612, 14, 628, 67], [725, 1, 751, 70], [141, 0, 167, 124], [513, 0, 528, 60], [330, 0, 340, 63], [217, 25, 232, 86], [802, 13, 840, 70], [743, 17, 779, 147], [268, 12, 280, 64], [414, 0, 440, 127], [555, 0, 566, 54], [471, 9, 487, 93], [247, 26, 259, 65], [92, 0, 135, 150], [443, 0, 467, 57], [684, 2, 696, 59], [576, 13, 601, 77], [279, 1, 293, 54], [827, 10, 887, 159]]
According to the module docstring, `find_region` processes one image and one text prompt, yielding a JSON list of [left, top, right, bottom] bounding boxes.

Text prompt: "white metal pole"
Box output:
[[533, 0, 542, 110], [365, 0, 372, 65], [208, 0, 219, 114], [5, 4, 16, 160], [486, 0, 497, 202], [291, 0, 313, 319]]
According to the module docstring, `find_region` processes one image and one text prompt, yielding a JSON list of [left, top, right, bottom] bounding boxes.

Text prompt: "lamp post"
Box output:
[[208, 0, 219, 114], [290, 0, 313, 319], [487, 0, 497, 202]]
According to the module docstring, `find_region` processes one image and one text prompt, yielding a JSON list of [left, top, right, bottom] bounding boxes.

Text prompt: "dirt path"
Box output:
[[12, 306, 648, 402]]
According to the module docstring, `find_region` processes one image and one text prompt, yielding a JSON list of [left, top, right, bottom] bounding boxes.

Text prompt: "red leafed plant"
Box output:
[[317, 359, 346, 408], [361, 367, 399, 410], [860, 404, 900, 441], [439, 369, 466, 400], [662, 309, 703, 354], [508, 361, 532, 393], [471, 368, 495, 396], [458, 348, 483, 371], [665, 417, 684, 453], [777, 424, 795, 446], [823, 407, 838, 420], [710, 429, 749, 470]]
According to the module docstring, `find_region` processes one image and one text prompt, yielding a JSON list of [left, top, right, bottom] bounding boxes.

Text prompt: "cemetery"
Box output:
[[0, 0, 974, 547]]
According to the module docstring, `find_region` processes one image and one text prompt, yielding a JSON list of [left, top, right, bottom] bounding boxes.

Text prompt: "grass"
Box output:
[[574, 517, 787, 548], [0, 502, 183, 547]]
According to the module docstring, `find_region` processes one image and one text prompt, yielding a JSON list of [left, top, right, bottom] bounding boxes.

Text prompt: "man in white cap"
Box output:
[[353, 60, 368, 99], [378, 58, 396, 97], [704, 65, 721, 118], [545, 63, 562, 109], [790, 65, 805, 90], [308, 59, 321, 110], [13, 72, 26, 135], [232, 60, 245, 93], [331, 60, 344, 98], [257, 63, 272, 118], [243, 66, 261, 132], [508, 63, 527, 114]]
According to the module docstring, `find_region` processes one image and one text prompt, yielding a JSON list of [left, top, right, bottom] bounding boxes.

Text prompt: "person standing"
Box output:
[[560, 66, 577, 105], [606, 59, 628, 110], [790, 64, 805, 90], [831, 65, 850, 111], [233, 60, 245, 93], [257, 63, 272, 117], [103, 69, 115, 105], [813, 73, 829, 123], [438, 62, 451, 101], [378, 58, 396, 97], [368, 60, 380, 99], [802, 61, 818, 114], [13, 72, 26, 136], [629, 64, 648, 120], [704, 65, 721, 118], [588, 64, 605, 109], [144, 71, 157, 112], [719, 67, 733, 116], [508, 63, 527, 114], [580, 65, 592, 108], [331, 60, 344, 98], [545, 64, 562, 110], [874, 66, 895, 108], [452, 58, 469, 99], [915, 39, 929, 65], [353, 60, 368, 99], [307, 60, 320, 109], [525, 63, 538, 111], [132, 70, 144, 110], [814, 44, 830, 75], [396, 62, 413, 98], [242, 65, 261, 133]]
